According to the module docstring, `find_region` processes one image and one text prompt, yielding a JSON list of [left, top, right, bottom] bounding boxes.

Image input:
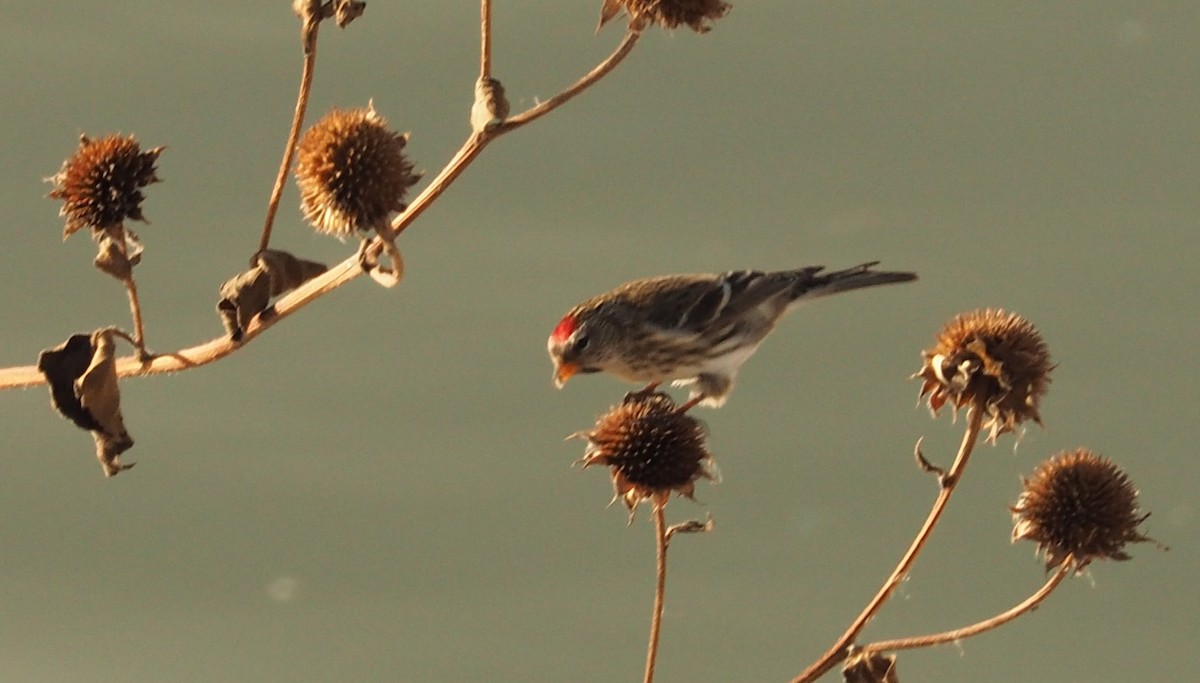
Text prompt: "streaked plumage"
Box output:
[[547, 262, 917, 408]]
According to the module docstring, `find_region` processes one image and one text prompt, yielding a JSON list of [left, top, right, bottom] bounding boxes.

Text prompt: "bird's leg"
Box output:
[[675, 395, 704, 413], [623, 382, 661, 403]]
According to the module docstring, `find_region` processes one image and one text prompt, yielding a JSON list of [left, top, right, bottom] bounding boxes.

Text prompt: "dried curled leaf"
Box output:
[[92, 228, 144, 282], [217, 249, 328, 341], [333, 0, 366, 27], [37, 329, 135, 477]]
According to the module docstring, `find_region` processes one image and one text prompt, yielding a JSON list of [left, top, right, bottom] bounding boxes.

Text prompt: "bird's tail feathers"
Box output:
[[790, 261, 918, 302]]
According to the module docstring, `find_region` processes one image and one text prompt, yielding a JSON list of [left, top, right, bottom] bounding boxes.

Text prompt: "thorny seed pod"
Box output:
[[598, 0, 731, 33], [47, 134, 163, 239], [843, 651, 899, 683], [915, 309, 1052, 442], [295, 105, 421, 239], [1012, 449, 1160, 573], [574, 391, 717, 520]]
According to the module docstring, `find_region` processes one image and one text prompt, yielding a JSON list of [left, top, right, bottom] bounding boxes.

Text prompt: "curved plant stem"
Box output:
[[644, 502, 669, 683], [498, 29, 640, 134], [790, 406, 985, 683], [0, 29, 643, 390], [859, 558, 1072, 655], [257, 11, 321, 255]]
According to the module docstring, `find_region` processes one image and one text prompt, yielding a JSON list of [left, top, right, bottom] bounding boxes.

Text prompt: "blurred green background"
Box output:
[[2, 2, 1196, 681]]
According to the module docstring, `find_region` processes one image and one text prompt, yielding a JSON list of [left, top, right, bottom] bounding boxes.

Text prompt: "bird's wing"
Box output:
[[625, 270, 807, 335]]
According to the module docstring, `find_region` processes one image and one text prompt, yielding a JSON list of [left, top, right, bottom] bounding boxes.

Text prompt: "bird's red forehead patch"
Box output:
[[550, 315, 577, 342]]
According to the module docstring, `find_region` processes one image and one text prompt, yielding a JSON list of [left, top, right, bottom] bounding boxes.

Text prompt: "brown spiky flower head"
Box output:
[[295, 105, 420, 239], [1012, 448, 1158, 574], [598, 0, 731, 33], [575, 391, 717, 519], [48, 134, 162, 240], [915, 309, 1052, 442]]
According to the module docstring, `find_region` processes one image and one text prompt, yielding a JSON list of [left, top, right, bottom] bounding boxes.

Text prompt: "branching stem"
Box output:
[[790, 406, 985, 683], [0, 28, 642, 390]]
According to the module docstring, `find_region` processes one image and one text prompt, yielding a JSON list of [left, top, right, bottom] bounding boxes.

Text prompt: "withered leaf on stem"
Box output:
[[37, 329, 135, 477], [333, 0, 366, 27], [92, 229, 144, 282], [217, 249, 327, 341], [37, 333, 102, 432]]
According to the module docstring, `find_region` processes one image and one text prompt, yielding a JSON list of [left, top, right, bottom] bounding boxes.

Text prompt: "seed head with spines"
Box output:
[[295, 105, 420, 239], [575, 391, 716, 519], [598, 0, 732, 33], [1012, 448, 1160, 573], [47, 133, 163, 239], [916, 308, 1053, 442]]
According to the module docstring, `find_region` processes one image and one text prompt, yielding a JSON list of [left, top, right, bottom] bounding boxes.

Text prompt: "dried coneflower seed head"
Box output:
[[295, 105, 420, 239], [48, 134, 162, 239], [915, 308, 1052, 442], [598, 0, 731, 33], [843, 651, 899, 683], [576, 391, 717, 519], [1012, 448, 1158, 573]]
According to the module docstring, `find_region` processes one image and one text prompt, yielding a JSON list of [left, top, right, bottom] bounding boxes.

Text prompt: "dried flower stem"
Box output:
[[0, 28, 643, 390], [258, 10, 322, 255], [390, 28, 642, 237], [860, 558, 1072, 655], [498, 29, 641, 134], [791, 406, 984, 683], [644, 502, 669, 683], [480, 0, 492, 80], [122, 272, 148, 360]]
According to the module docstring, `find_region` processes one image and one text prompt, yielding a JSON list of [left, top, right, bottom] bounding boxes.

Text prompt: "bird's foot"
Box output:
[[623, 382, 662, 404]]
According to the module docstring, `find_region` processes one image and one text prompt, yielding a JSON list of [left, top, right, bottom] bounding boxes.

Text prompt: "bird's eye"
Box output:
[[574, 334, 590, 351]]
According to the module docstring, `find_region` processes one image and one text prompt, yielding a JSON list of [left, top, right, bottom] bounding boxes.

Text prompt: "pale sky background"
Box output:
[[1, 2, 1196, 682]]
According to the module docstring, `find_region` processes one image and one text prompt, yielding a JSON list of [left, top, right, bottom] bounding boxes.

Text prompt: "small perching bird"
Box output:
[[547, 262, 917, 410]]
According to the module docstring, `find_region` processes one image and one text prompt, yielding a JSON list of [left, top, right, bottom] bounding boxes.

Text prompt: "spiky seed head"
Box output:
[[842, 651, 899, 683], [1012, 448, 1158, 574], [48, 134, 162, 239], [599, 0, 731, 33], [915, 308, 1053, 442], [295, 105, 420, 238], [575, 391, 716, 519]]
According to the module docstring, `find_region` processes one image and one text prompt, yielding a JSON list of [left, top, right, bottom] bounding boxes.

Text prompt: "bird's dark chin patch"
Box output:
[[579, 367, 602, 374]]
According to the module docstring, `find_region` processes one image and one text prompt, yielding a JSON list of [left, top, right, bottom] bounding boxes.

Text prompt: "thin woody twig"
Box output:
[[122, 275, 148, 360], [860, 558, 1073, 654], [644, 502, 669, 683], [258, 8, 322, 255], [790, 406, 985, 683], [498, 29, 640, 134], [480, 0, 492, 80]]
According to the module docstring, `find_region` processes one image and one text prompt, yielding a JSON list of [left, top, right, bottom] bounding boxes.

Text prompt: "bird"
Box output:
[[547, 262, 917, 410]]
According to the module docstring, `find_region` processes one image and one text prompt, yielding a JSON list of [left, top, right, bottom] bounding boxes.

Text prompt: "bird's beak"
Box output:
[[554, 362, 579, 388]]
